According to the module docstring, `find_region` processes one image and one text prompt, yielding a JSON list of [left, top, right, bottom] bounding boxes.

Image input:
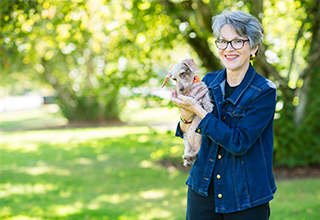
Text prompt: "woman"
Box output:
[[171, 10, 277, 219]]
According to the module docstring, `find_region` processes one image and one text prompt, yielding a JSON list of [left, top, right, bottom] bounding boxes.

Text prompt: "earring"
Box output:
[[251, 54, 256, 59]]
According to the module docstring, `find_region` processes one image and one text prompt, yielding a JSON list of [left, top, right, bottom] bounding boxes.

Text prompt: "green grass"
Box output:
[[270, 179, 320, 220], [0, 106, 320, 219], [0, 127, 187, 220]]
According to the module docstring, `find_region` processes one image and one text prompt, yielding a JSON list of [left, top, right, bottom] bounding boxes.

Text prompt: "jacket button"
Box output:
[[218, 194, 222, 198], [222, 116, 226, 121], [196, 129, 200, 133], [218, 155, 222, 159], [217, 174, 221, 179]]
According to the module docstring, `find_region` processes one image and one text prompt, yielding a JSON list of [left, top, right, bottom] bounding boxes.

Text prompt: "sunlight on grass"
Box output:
[[52, 202, 83, 216], [139, 160, 153, 168], [120, 106, 180, 125], [140, 190, 165, 199], [0, 105, 68, 131], [0, 183, 58, 197], [90, 194, 124, 205], [0, 126, 151, 145], [137, 207, 172, 220], [7, 216, 42, 220], [17, 165, 71, 176]]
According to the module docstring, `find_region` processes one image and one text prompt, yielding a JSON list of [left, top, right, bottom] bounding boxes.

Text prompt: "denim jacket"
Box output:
[[176, 64, 277, 213]]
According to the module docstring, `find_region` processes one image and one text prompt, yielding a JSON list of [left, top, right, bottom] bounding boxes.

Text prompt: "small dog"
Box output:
[[161, 59, 213, 166]]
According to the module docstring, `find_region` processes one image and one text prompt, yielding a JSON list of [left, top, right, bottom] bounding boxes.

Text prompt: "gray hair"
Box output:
[[212, 10, 264, 49]]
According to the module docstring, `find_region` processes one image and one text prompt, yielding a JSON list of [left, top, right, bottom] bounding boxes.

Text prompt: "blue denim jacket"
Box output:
[[176, 64, 277, 213]]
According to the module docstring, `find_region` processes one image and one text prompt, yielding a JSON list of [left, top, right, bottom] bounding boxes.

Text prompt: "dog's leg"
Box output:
[[203, 93, 214, 112], [189, 131, 202, 160], [182, 116, 203, 167], [182, 134, 194, 166]]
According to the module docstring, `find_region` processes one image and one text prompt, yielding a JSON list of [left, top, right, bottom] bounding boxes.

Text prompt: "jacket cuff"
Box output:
[[195, 113, 214, 134]]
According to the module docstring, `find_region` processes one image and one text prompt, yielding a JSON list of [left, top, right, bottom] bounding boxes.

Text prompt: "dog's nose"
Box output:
[[179, 86, 184, 91]]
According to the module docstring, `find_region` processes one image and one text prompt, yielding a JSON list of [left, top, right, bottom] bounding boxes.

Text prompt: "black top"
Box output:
[[225, 81, 238, 99]]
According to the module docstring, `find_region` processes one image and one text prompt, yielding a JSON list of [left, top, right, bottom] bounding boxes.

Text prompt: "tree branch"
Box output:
[[300, 0, 320, 80], [186, 30, 223, 71], [160, 0, 222, 71], [287, 16, 308, 80]]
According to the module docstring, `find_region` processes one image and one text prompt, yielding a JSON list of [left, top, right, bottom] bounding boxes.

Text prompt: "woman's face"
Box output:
[[217, 24, 258, 74]]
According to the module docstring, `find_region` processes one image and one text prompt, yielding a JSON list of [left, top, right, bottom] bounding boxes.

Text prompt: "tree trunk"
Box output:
[[294, 0, 320, 126]]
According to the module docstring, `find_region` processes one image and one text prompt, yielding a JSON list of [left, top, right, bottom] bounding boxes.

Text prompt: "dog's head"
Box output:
[[161, 59, 200, 95]]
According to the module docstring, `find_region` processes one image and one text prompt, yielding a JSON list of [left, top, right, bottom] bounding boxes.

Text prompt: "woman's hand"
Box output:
[[172, 93, 199, 113], [170, 86, 208, 119], [170, 90, 195, 133], [180, 109, 194, 122], [170, 83, 208, 112], [188, 82, 208, 102], [170, 83, 209, 133]]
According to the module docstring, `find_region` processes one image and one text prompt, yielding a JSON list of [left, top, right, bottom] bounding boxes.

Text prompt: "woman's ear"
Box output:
[[251, 45, 259, 56], [250, 45, 259, 60]]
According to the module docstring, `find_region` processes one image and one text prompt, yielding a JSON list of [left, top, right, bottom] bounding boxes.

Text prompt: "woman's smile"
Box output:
[[225, 54, 239, 61]]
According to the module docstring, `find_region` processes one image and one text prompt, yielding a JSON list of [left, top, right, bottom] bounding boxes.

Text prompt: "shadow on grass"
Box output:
[[0, 130, 188, 220]]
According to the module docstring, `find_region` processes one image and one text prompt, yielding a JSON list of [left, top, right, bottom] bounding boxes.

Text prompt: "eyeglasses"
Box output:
[[215, 39, 249, 50]]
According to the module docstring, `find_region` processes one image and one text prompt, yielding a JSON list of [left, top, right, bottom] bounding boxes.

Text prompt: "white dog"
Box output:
[[161, 59, 213, 166]]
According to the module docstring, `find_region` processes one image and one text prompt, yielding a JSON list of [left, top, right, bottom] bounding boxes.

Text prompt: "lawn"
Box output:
[[0, 106, 319, 219]]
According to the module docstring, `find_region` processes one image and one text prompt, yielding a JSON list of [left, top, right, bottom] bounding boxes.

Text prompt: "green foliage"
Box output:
[[1, 0, 190, 121], [272, 0, 320, 167], [2, 0, 320, 167]]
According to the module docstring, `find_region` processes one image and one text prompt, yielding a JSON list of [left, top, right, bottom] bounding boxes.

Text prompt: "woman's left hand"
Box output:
[[171, 82, 209, 119], [188, 82, 208, 101], [170, 90, 206, 118]]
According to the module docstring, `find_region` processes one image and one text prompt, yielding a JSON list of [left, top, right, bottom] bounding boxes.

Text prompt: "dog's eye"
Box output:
[[180, 72, 186, 78]]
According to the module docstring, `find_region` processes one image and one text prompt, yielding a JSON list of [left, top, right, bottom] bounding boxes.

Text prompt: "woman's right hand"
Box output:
[[170, 90, 195, 121]]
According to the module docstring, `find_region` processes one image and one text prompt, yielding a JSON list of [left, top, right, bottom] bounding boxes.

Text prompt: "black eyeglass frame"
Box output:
[[215, 39, 250, 50]]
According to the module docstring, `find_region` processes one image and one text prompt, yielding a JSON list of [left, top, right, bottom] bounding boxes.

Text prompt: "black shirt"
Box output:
[[225, 81, 238, 99]]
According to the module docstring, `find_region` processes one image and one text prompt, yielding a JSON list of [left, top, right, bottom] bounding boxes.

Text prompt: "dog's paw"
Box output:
[[182, 154, 193, 161], [183, 160, 193, 167], [191, 154, 198, 160]]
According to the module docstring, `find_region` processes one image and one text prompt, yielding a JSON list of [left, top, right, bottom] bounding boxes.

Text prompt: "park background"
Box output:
[[1, 0, 320, 219]]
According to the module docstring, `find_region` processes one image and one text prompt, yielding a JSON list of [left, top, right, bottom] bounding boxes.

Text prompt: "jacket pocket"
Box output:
[[227, 107, 245, 128]]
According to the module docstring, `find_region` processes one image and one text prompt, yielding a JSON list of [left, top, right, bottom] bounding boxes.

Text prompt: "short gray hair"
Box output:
[[212, 10, 264, 49]]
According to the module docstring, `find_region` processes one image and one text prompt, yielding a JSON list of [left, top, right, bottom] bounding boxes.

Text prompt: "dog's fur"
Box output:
[[161, 59, 213, 166]]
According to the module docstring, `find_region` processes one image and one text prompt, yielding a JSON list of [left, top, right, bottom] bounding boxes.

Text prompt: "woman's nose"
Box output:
[[225, 42, 234, 51]]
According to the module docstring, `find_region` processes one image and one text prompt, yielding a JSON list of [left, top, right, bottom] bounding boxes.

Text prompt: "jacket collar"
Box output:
[[208, 63, 256, 105]]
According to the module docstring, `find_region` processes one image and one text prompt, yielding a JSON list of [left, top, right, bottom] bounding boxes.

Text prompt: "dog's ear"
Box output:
[[182, 59, 199, 73], [161, 72, 171, 88]]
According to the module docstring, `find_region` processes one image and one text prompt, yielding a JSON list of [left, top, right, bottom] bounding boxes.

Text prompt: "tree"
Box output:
[[272, 0, 320, 166], [1, 0, 320, 166], [1, 0, 181, 121]]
